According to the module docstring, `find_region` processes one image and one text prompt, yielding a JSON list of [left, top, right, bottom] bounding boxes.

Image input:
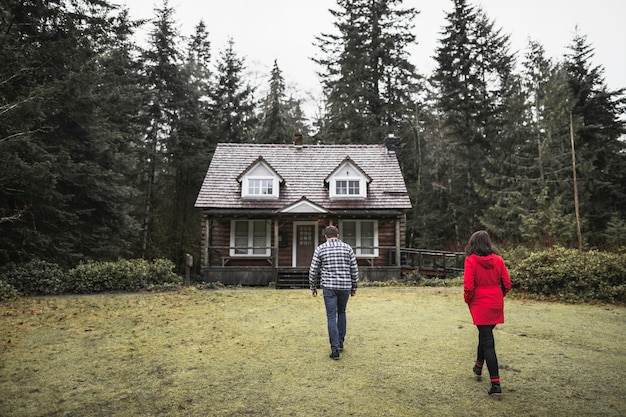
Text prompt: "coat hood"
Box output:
[[475, 254, 497, 269]]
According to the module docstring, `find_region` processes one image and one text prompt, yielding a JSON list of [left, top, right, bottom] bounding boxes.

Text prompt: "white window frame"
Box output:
[[330, 176, 366, 198], [230, 219, 271, 256], [242, 176, 278, 198], [340, 220, 379, 257]]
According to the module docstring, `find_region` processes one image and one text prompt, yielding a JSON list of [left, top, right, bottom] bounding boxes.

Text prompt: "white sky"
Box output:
[[122, 0, 626, 116]]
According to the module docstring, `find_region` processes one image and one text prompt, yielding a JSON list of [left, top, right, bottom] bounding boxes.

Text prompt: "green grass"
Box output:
[[1, 287, 625, 416]]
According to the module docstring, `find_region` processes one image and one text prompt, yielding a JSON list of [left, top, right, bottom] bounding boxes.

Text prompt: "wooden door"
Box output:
[[296, 225, 315, 267]]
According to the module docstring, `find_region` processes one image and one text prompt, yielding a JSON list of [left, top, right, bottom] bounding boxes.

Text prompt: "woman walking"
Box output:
[[463, 230, 511, 400]]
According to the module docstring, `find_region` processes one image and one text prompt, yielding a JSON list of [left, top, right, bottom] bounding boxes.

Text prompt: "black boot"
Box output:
[[488, 383, 502, 400], [472, 364, 483, 381]]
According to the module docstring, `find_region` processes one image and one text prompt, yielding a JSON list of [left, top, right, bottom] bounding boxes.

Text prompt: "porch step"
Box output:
[[276, 270, 309, 289]]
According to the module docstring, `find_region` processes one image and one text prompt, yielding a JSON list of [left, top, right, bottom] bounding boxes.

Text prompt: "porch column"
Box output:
[[274, 219, 279, 267], [395, 217, 401, 267], [204, 217, 211, 267]]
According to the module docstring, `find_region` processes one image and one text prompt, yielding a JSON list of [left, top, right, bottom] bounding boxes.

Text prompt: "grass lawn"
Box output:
[[1, 287, 625, 417]]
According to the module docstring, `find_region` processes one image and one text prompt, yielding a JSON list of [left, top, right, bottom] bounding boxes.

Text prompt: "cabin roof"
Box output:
[[195, 143, 412, 211]]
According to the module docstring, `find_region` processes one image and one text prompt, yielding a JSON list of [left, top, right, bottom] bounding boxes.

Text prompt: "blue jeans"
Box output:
[[323, 288, 351, 351]]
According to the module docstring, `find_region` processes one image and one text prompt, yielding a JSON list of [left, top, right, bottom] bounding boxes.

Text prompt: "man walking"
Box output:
[[309, 225, 359, 360]]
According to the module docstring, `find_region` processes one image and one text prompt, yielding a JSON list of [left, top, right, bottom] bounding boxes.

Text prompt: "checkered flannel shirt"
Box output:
[[308, 238, 359, 291]]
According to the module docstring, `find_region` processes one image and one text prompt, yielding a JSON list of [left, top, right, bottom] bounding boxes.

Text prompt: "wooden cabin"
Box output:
[[194, 139, 412, 287]]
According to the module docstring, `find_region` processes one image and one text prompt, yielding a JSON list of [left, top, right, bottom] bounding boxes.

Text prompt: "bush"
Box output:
[[67, 259, 182, 294], [511, 247, 626, 303], [0, 280, 19, 301], [0, 259, 66, 296]]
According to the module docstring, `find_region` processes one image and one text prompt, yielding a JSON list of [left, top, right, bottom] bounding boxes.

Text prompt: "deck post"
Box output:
[[395, 217, 401, 267]]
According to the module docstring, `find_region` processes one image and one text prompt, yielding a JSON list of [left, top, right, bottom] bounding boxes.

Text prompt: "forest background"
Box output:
[[1, 0, 625, 275]]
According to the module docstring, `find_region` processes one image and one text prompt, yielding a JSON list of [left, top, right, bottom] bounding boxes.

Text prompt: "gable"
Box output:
[[237, 159, 282, 199], [326, 158, 371, 199]]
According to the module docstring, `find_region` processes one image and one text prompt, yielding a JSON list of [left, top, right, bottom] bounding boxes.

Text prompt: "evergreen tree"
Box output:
[[0, 0, 144, 266], [563, 31, 626, 246], [314, 0, 418, 144], [481, 40, 576, 247], [430, 0, 514, 245], [208, 38, 257, 143], [256, 60, 291, 143], [139, 0, 187, 259], [256, 60, 309, 143], [154, 20, 213, 272]]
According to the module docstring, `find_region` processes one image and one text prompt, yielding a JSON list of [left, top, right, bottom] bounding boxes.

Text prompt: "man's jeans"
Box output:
[[323, 288, 351, 351]]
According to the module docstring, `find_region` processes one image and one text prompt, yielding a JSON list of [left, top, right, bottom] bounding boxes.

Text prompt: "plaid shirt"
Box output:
[[309, 238, 359, 291]]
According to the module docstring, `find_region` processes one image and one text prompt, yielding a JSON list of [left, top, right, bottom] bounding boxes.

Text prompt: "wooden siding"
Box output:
[[201, 214, 406, 268]]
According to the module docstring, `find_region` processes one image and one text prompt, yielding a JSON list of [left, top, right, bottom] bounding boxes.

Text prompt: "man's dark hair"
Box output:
[[323, 225, 339, 237]]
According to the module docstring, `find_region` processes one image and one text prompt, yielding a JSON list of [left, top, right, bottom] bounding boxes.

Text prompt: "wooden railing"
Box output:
[[391, 248, 465, 277]]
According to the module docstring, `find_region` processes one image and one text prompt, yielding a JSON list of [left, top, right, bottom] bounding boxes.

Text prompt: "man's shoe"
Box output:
[[339, 342, 344, 352], [488, 384, 502, 400], [329, 349, 340, 360], [473, 365, 482, 381]]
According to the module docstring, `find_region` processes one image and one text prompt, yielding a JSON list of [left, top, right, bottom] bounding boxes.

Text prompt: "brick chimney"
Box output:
[[293, 133, 303, 147]]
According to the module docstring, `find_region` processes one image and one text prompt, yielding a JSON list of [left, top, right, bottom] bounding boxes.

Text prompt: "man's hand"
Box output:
[[351, 290, 356, 297], [311, 289, 317, 297]]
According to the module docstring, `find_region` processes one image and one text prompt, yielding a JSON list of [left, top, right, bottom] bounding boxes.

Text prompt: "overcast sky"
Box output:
[[122, 0, 626, 115]]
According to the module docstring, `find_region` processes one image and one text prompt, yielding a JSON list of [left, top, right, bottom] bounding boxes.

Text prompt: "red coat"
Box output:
[[463, 253, 511, 325]]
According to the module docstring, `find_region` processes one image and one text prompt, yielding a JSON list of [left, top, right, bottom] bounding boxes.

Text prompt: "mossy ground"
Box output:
[[1, 287, 624, 416]]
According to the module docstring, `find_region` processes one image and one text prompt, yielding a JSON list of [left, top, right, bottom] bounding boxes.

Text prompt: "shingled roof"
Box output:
[[195, 143, 411, 211]]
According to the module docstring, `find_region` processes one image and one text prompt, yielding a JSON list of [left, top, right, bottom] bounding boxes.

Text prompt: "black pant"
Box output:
[[476, 325, 499, 380]]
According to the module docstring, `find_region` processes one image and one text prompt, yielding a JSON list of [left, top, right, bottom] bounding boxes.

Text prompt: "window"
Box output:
[[230, 220, 271, 256], [328, 161, 367, 199], [239, 160, 280, 199], [336, 180, 360, 196], [340, 220, 378, 256], [248, 178, 274, 196]]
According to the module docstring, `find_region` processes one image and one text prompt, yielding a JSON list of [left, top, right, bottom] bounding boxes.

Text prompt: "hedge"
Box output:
[[510, 247, 626, 303], [0, 258, 182, 300]]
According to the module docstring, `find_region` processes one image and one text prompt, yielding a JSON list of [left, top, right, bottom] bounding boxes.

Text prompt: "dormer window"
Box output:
[[247, 178, 274, 196], [335, 179, 361, 196], [327, 158, 370, 199], [238, 158, 282, 199]]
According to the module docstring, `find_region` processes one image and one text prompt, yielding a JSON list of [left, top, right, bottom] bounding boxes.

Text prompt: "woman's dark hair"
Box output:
[[465, 230, 496, 256]]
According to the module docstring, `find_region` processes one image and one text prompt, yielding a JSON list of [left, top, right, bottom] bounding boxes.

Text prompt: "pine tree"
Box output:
[[481, 40, 576, 247], [430, 0, 514, 245], [563, 31, 626, 246], [0, 0, 144, 265], [256, 60, 291, 143], [208, 38, 257, 143], [256, 60, 309, 143], [139, 0, 187, 259], [152, 20, 214, 271], [314, 0, 418, 144]]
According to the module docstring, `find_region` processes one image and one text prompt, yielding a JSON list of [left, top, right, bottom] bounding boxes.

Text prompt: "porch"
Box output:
[[199, 246, 464, 288]]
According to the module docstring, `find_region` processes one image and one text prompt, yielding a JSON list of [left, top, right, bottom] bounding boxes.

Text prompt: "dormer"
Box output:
[[237, 156, 283, 199], [325, 156, 371, 199]]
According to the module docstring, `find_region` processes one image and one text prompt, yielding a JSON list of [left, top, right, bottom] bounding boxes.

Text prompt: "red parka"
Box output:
[[464, 253, 511, 325]]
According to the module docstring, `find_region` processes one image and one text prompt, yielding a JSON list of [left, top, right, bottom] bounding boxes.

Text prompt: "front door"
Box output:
[[295, 223, 316, 267]]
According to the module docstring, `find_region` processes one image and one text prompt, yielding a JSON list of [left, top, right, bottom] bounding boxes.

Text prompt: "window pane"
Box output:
[[262, 179, 273, 195], [342, 222, 356, 247], [360, 221, 375, 254], [252, 221, 267, 254], [348, 180, 360, 195], [234, 221, 248, 254], [336, 180, 347, 195]]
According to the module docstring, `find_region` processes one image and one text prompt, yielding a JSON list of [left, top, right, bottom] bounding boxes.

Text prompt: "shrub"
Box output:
[[0, 280, 19, 301], [511, 247, 626, 303], [67, 259, 181, 294], [0, 259, 66, 296]]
